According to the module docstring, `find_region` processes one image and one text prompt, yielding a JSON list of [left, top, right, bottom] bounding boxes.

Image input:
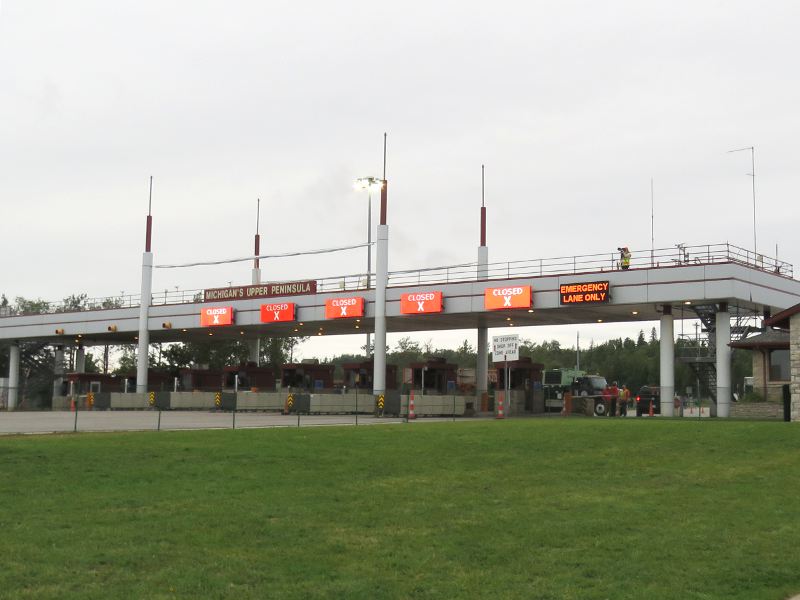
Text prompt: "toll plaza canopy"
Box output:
[[2, 243, 799, 347]]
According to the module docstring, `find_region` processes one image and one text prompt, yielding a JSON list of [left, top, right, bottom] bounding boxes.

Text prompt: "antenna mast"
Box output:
[[145, 176, 153, 252], [650, 178, 654, 267], [254, 198, 261, 269], [480, 165, 486, 246]]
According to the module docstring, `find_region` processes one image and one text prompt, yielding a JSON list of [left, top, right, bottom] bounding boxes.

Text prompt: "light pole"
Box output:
[[354, 176, 384, 357], [727, 146, 757, 256]]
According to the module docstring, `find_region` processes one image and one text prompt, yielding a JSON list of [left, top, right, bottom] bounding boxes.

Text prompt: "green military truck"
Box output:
[[542, 368, 608, 415]]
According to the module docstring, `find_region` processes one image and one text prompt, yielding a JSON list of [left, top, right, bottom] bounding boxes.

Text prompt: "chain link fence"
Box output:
[[2, 385, 787, 435]]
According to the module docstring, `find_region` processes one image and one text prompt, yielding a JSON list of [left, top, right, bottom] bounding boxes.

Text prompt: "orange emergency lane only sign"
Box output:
[[260, 302, 296, 323], [325, 297, 364, 319], [559, 281, 610, 305], [200, 306, 234, 327], [400, 291, 443, 314], [484, 285, 532, 310]]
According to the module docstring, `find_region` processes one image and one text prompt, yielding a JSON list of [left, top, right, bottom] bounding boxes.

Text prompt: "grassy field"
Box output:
[[1, 418, 799, 600]]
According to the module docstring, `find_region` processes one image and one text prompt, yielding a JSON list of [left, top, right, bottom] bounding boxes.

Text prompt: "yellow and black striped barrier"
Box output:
[[376, 394, 385, 417]]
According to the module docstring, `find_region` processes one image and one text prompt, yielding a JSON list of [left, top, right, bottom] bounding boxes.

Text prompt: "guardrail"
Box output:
[[2, 243, 792, 317]]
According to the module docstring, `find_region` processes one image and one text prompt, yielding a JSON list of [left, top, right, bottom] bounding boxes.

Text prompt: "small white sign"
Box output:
[[492, 334, 519, 362]]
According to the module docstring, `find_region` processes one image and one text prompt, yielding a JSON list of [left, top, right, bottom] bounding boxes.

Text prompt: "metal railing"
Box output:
[[2, 243, 792, 317]]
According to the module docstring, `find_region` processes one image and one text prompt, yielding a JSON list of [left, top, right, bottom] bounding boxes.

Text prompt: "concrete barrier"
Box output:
[[235, 392, 285, 411], [53, 395, 92, 410], [399, 395, 466, 417], [110, 393, 150, 409], [52, 395, 71, 410], [170, 391, 218, 410], [309, 393, 375, 414], [507, 391, 528, 416]]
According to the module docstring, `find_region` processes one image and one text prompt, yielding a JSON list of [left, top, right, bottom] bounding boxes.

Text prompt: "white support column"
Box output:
[[476, 245, 489, 409], [366, 191, 372, 357], [53, 345, 65, 400], [75, 346, 86, 373], [248, 267, 261, 365], [136, 251, 153, 393], [660, 305, 675, 417], [716, 303, 732, 418], [8, 343, 20, 410], [372, 223, 389, 396]]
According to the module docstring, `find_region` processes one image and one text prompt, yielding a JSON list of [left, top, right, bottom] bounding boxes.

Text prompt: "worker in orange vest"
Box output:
[[609, 381, 619, 417], [601, 385, 612, 416], [619, 384, 630, 416]]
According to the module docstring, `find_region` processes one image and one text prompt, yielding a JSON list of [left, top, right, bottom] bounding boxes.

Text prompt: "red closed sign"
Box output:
[[260, 302, 295, 323], [325, 297, 364, 319], [484, 286, 532, 310], [200, 306, 234, 327], [400, 291, 443, 314]]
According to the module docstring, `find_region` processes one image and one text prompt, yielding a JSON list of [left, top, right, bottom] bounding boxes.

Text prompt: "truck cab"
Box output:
[[573, 375, 608, 396], [572, 375, 609, 416], [542, 368, 583, 412]]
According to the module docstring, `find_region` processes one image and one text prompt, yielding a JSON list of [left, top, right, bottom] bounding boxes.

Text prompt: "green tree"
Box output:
[[394, 337, 422, 354], [14, 297, 51, 315], [388, 337, 425, 371], [636, 330, 646, 347], [115, 345, 139, 373], [58, 293, 88, 312]]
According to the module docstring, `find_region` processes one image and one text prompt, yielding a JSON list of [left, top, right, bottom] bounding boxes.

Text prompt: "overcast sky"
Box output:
[[2, 1, 798, 360]]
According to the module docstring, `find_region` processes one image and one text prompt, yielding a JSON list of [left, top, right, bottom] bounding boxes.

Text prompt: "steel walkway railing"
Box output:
[[1, 243, 792, 317]]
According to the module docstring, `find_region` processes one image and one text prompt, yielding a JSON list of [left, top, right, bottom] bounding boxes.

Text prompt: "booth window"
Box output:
[[768, 349, 790, 381]]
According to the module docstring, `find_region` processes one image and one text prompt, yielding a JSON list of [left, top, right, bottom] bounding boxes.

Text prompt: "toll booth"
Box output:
[[341, 361, 398, 390], [66, 370, 173, 394], [281, 362, 335, 391], [64, 372, 120, 395], [410, 357, 458, 394], [221, 365, 277, 391], [181, 365, 278, 392], [494, 357, 544, 413], [180, 368, 223, 391]]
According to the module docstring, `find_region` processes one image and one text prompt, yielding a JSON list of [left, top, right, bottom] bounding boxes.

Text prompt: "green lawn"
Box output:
[[1, 419, 799, 599]]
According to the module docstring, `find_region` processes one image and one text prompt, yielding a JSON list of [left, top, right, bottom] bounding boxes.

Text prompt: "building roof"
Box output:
[[729, 329, 790, 350], [765, 302, 800, 329], [409, 360, 457, 370], [342, 362, 397, 370]]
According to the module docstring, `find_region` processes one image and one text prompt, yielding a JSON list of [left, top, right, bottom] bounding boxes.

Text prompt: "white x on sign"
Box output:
[[503, 296, 512, 306], [212, 314, 220, 324], [273, 311, 281, 321], [340, 306, 348, 316], [417, 301, 425, 311]]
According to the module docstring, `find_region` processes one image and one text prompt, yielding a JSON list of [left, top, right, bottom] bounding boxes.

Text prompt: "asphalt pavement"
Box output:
[[0, 410, 412, 435]]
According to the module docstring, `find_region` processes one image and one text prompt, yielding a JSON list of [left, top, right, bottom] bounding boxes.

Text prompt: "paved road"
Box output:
[[0, 410, 419, 435], [2, 410, 655, 436]]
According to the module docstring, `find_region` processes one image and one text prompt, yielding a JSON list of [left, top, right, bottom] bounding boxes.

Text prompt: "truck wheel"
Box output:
[[594, 401, 606, 416]]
